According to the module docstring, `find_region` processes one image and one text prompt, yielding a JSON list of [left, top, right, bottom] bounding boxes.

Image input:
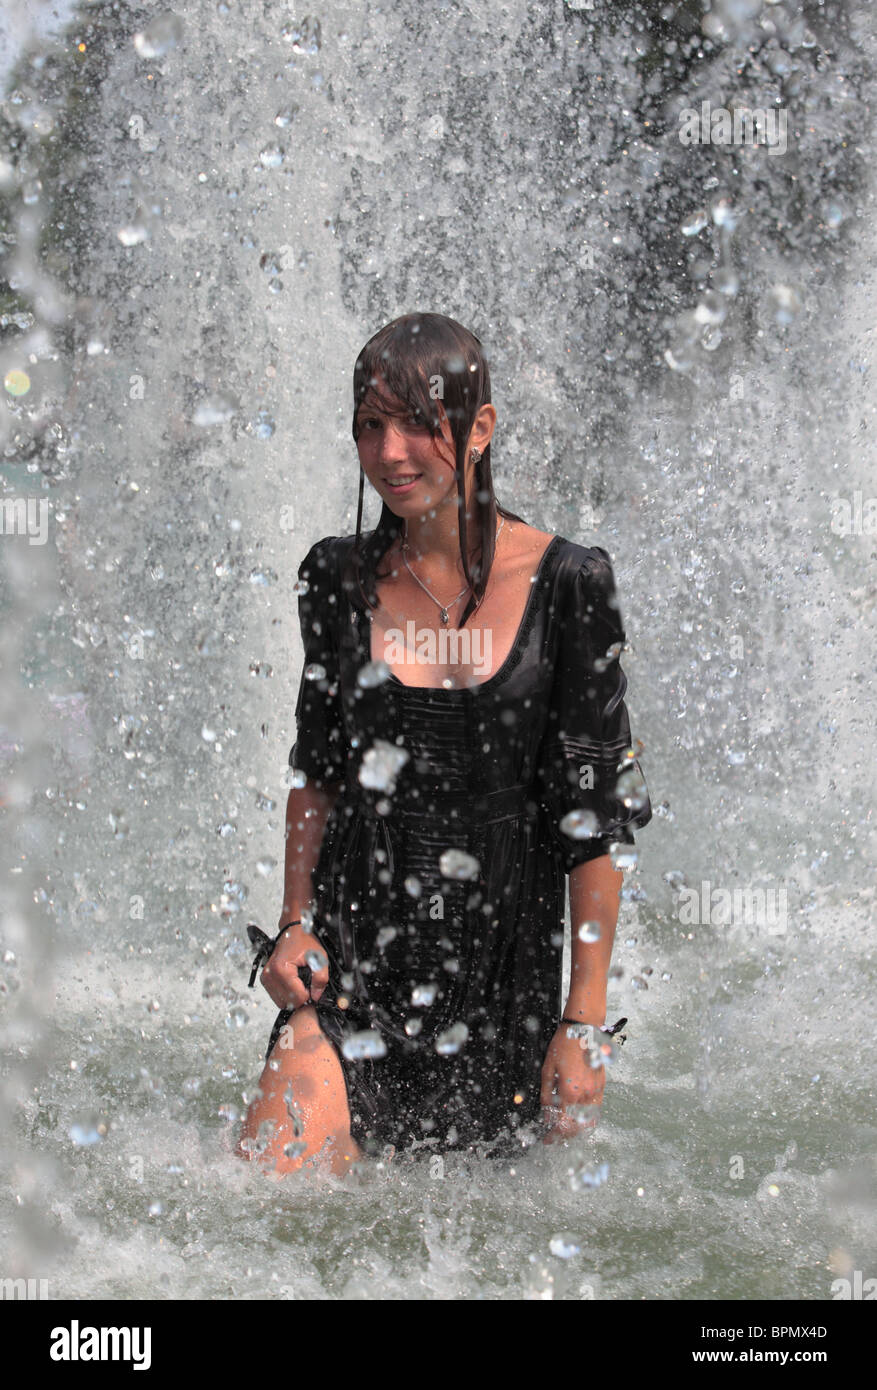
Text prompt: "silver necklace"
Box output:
[[401, 517, 506, 625]]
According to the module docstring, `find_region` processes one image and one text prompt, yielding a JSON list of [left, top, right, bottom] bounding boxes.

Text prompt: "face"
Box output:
[[355, 379, 462, 518]]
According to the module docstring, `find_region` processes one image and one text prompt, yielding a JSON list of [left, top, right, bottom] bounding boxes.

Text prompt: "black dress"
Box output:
[[264, 531, 652, 1158]]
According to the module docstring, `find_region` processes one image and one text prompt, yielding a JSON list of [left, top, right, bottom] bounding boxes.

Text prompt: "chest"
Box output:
[[367, 564, 541, 690]]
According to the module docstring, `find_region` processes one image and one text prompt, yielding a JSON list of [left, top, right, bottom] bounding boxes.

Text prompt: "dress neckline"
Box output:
[[367, 534, 562, 695]]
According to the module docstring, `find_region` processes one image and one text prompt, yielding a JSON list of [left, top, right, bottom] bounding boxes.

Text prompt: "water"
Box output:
[[1, 0, 875, 1299]]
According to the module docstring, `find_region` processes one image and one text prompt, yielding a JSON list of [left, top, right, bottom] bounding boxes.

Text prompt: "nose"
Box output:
[[373, 419, 409, 465]]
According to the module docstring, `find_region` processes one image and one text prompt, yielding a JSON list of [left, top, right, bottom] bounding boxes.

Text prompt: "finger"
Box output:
[[557, 1076, 603, 1108], [262, 964, 309, 1010], [540, 1065, 558, 1109], [310, 964, 330, 1000]]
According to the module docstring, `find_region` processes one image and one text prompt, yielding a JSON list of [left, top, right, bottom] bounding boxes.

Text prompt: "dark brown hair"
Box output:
[[342, 312, 524, 628]]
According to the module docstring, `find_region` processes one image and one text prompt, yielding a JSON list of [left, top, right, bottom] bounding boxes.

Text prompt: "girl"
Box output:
[[237, 312, 652, 1176]]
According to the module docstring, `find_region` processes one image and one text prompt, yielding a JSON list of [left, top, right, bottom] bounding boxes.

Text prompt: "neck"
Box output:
[[401, 506, 489, 574]]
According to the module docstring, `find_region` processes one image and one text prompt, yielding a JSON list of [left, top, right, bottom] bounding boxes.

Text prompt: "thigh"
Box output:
[[246, 1004, 361, 1175]]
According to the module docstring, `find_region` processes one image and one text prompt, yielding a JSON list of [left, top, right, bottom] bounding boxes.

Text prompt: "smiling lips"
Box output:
[[385, 473, 422, 490]]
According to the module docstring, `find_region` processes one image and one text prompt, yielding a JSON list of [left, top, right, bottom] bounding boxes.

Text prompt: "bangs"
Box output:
[[352, 313, 485, 440], [353, 340, 442, 436]]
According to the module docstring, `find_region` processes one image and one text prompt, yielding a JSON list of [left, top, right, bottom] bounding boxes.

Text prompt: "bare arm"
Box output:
[[278, 778, 343, 930], [562, 853, 623, 1026]]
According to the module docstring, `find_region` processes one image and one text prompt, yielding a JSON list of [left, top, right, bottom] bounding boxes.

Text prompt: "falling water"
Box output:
[[1, 0, 875, 1299]]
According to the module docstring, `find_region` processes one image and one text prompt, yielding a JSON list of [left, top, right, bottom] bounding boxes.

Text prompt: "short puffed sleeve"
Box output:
[[287, 536, 348, 790], [536, 546, 652, 872]]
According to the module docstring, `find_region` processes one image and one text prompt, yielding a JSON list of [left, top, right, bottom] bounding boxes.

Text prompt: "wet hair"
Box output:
[[342, 311, 525, 628]]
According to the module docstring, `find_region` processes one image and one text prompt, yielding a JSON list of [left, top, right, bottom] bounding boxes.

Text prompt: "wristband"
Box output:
[[561, 1015, 628, 1045]]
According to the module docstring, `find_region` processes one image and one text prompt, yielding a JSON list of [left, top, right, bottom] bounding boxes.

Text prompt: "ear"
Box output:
[[471, 402, 497, 454]]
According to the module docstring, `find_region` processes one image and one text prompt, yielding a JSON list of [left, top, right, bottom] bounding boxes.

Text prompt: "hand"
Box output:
[[260, 920, 329, 1010], [540, 1023, 606, 1144]]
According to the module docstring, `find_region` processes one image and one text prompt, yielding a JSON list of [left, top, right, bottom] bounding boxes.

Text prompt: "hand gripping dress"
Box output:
[[264, 532, 652, 1159]]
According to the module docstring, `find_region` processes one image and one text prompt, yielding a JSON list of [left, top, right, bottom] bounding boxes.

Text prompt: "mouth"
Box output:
[[383, 473, 423, 492]]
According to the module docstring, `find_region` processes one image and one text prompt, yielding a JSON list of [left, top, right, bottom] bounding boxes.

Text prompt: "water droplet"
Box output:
[[767, 283, 801, 325], [614, 766, 649, 811], [681, 208, 709, 236], [713, 264, 739, 296], [259, 146, 285, 168], [304, 662, 327, 681], [357, 659, 391, 688], [570, 1161, 610, 1191], [226, 1004, 249, 1027], [404, 1018, 422, 1037], [192, 393, 238, 427], [304, 947, 327, 971], [439, 848, 480, 881], [610, 842, 638, 871], [69, 1117, 107, 1146], [411, 983, 437, 1007], [711, 197, 740, 231], [559, 809, 600, 840], [117, 220, 149, 247], [376, 926, 397, 949], [359, 739, 409, 793], [694, 290, 727, 326], [341, 1030, 387, 1061], [281, 17, 321, 52], [249, 567, 278, 587], [549, 1233, 582, 1259], [664, 344, 694, 373], [251, 409, 275, 439], [133, 14, 183, 58], [404, 876, 422, 898], [256, 857, 276, 877], [292, 578, 310, 597], [577, 921, 602, 943], [631, 975, 649, 991], [435, 1021, 469, 1055]]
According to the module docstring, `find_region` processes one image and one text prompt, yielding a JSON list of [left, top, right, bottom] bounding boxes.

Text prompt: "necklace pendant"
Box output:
[[440, 608, 449, 625]]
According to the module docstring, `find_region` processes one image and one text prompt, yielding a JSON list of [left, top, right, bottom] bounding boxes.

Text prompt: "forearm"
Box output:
[[563, 853, 623, 1025], [279, 779, 342, 927]]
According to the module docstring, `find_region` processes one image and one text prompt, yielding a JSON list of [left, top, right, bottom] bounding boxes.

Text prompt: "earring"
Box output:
[[470, 448, 481, 465]]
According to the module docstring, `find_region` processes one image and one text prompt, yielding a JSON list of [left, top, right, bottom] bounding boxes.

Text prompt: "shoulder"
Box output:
[[296, 533, 362, 584], [548, 535, 617, 593]]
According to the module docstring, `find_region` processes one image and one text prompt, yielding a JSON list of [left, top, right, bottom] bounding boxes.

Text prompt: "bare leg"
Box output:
[[236, 1004, 362, 1177]]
